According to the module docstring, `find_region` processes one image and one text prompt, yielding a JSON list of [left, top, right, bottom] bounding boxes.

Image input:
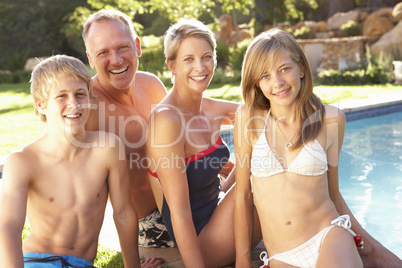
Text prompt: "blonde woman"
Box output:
[[146, 19, 260, 267]]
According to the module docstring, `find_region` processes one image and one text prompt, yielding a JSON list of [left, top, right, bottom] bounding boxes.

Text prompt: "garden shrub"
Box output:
[[138, 46, 167, 76], [2, 50, 30, 72], [0, 70, 31, 84], [229, 39, 251, 71], [340, 20, 362, 37], [0, 72, 14, 84], [210, 67, 241, 85], [293, 26, 310, 39], [13, 70, 32, 84], [216, 41, 230, 69]]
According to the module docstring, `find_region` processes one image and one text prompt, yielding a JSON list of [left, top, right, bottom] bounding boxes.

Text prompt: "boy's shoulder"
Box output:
[[3, 142, 41, 180]]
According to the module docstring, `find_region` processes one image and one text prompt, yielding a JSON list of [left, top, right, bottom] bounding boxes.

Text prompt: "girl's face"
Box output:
[[258, 49, 304, 108], [168, 36, 215, 94]]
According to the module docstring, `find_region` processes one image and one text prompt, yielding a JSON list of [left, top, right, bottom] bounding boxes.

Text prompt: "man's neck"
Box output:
[[94, 76, 136, 106]]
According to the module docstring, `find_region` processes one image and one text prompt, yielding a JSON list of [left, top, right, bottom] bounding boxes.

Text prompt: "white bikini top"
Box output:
[[250, 110, 328, 178]]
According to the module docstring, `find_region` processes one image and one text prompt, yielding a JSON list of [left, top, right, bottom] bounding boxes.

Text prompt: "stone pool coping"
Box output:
[[1, 92, 402, 176]]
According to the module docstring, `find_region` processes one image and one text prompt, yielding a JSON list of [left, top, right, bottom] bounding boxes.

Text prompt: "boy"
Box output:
[[0, 55, 141, 267]]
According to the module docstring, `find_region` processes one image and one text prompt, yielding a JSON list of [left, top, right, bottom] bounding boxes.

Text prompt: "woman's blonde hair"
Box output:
[[241, 28, 325, 149], [30, 55, 93, 122], [164, 18, 217, 65]]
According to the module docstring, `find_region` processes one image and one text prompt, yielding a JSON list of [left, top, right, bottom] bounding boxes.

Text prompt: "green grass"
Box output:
[[1, 82, 402, 155]]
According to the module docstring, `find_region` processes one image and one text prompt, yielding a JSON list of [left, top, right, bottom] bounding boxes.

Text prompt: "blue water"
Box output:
[[340, 111, 402, 258], [226, 111, 402, 258]]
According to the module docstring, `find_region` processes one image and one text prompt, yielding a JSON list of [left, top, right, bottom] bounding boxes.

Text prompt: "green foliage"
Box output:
[[0, 0, 85, 70], [0, 72, 14, 84], [94, 245, 124, 268], [365, 45, 395, 84], [2, 51, 31, 72], [210, 67, 242, 85], [228, 39, 251, 71], [138, 46, 167, 76], [293, 26, 310, 39], [144, 0, 216, 23], [217, 0, 255, 17], [254, 0, 318, 27], [316, 46, 395, 85], [88, 0, 146, 15], [22, 221, 31, 242], [142, 16, 171, 36], [340, 20, 361, 37], [0, 70, 32, 84], [216, 41, 231, 69]]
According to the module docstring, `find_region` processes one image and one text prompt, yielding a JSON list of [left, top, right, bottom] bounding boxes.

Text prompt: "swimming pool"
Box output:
[[223, 111, 402, 258], [340, 111, 402, 258]]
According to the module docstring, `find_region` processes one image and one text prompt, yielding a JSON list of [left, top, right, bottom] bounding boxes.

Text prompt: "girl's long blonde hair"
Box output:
[[241, 28, 325, 149]]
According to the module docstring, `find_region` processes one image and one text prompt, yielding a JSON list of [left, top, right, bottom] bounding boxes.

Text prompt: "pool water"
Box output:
[[225, 111, 402, 258], [340, 111, 402, 258]]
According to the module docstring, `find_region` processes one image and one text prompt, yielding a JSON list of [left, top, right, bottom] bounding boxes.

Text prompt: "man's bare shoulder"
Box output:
[[135, 71, 167, 100], [135, 70, 162, 84]]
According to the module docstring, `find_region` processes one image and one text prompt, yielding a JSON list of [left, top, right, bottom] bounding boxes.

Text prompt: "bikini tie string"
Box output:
[[259, 251, 270, 268], [331, 215, 364, 249]]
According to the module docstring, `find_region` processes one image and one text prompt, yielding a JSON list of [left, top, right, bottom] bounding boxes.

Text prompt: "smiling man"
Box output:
[[82, 9, 171, 252]]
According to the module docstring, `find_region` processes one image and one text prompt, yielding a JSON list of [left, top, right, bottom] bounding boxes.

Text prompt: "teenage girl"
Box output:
[[234, 28, 363, 268]]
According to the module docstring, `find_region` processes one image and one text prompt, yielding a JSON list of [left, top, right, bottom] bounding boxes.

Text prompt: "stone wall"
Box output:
[[297, 36, 375, 76]]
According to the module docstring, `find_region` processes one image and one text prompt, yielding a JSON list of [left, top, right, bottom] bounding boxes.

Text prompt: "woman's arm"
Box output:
[[205, 97, 240, 126], [147, 108, 205, 268], [233, 105, 254, 268]]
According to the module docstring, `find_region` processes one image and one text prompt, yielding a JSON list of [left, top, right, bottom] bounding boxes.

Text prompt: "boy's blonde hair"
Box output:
[[30, 55, 93, 122], [241, 28, 325, 149]]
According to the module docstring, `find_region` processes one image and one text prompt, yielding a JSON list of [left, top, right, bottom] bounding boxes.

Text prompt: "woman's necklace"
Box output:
[[272, 115, 298, 150]]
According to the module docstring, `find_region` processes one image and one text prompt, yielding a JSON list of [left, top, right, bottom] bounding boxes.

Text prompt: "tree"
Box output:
[[0, 0, 84, 70], [254, 0, 318, 32]]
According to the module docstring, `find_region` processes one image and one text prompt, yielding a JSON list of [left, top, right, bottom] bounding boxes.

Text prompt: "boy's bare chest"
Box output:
[[30, 159, 109, 208]]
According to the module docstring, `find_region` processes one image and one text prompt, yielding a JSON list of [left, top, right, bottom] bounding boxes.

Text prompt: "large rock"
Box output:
[[327, 10, 360, 30], [24, 57, 48, 70], [215, 14, 235, 46], [370, 20, 402, 57], [362, 8, 395, 37], [392, 2, 402, 22]]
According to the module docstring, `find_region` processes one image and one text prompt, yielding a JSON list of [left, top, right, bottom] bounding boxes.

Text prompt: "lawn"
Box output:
[[1, 82, 402, 155]]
